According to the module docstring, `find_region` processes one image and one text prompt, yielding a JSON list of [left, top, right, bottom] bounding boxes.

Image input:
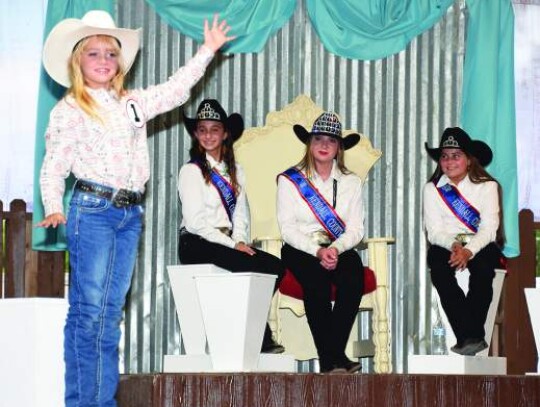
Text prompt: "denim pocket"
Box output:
[[73, 192, 110, 212]]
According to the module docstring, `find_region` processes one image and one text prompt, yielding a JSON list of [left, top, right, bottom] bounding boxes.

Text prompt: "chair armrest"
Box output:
[[364, 237, 395, 286], [362, 236, 395, 373], [252, 237, 283, 258]]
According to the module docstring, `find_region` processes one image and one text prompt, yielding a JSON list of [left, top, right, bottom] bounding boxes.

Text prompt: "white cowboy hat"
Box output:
[[42, 10, 141, 88]]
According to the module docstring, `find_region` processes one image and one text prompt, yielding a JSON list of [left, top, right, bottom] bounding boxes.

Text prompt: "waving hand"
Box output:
[[203, 14, 236, 52]]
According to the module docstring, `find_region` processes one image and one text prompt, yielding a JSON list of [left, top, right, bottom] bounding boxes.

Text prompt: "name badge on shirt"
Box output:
[[126, 99, 145, 128]]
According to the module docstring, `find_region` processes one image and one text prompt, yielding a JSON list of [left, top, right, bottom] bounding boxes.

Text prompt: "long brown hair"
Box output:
[[296, 137, 351, 179], [67, 35, 126, 121], [189, 129, 240, 196], [429, 152, 506, 247]]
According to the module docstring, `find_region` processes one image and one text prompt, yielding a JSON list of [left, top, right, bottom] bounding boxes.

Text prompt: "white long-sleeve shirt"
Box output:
[[276, 161, 365, 257], [423, 174, 500, 256], [178, 154, 250, 248], [40, 46, 214, 216]]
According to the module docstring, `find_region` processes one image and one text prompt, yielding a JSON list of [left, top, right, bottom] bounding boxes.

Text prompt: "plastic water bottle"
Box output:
[[431, 318, 448, 355]]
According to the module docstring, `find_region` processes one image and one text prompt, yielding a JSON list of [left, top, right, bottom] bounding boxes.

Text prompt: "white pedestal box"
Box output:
[[167, 264, 229, 355], [436, 268, 506, 357], [525, 284, 540, 375], [164, 265, 295, 372], [408, 269, 507, 375], [408, 354, 506, 375], [0, 298, 68, 407], [195, 272, 276, 372]]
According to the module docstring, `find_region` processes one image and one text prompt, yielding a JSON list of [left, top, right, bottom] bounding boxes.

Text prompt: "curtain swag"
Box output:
[[145, 0, 455, 59]]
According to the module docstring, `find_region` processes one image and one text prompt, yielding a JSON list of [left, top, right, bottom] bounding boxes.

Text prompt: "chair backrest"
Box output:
[[235, 94, 382, 243]]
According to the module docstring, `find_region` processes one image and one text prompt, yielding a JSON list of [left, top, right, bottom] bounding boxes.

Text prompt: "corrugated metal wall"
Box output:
[[118, 0, 466, 374]]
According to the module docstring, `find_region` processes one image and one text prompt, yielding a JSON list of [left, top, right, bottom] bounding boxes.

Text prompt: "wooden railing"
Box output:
[[504, 209, 539, 374], [0, 199, 66, 299]]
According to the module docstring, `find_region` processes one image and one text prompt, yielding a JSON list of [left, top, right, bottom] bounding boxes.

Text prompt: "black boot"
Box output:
[[333, 353, 361, 373], [261, 324, 285, 354]]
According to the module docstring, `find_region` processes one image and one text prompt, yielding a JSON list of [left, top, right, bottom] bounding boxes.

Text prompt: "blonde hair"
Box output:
[[67, 35, 127, 120], [296, 137, 351, 179]]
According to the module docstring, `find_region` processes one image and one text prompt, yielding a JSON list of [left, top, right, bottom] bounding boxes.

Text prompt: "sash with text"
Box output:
[[435, 181, 480, 233], [191, 160, 236, 222], [280, 167, 346, 240]]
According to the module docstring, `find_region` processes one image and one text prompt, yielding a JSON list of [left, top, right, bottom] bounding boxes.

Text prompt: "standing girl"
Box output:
[[178, 98, 285, 354], [37, 10, 233, 406], [276, 112, 365, 373], [424, 127, 505, 356]]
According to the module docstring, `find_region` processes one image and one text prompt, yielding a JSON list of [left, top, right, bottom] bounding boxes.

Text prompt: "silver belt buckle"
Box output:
[[455, 234, 472, 245], [112, 189, 132, 207], [311, 231, 331, 246]]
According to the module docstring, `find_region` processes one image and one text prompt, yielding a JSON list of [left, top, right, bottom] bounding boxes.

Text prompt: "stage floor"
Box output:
[[118, 372, 540, 407]]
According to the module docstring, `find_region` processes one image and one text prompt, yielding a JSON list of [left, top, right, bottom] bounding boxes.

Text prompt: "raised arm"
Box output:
[[203, 14, 236, 52]]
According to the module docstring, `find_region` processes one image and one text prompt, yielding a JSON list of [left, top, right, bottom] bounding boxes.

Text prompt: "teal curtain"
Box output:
[[461, 0, 518, 258], [32, 0, 114, 250], [305, 0, 454, 60], [144, 0, 296, 53]]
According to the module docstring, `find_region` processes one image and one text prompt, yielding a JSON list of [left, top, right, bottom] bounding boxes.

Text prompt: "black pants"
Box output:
[[179, 232, 285, 283], [428, 243, 501, 345], [178, 231, 285, 342], [281, 244, 364, 367]]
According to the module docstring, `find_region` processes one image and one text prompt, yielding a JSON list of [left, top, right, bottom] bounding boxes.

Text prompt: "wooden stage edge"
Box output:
[[118, 372, 540, 407]]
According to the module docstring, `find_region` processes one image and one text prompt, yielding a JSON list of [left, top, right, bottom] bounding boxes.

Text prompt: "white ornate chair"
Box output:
[[235, 95, 395, 373]]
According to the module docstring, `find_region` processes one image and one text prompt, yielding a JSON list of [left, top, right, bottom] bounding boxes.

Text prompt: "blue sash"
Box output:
[[435, 181, 480, 233], [191, 160, 236, 221], [280, 167, 346, 240]]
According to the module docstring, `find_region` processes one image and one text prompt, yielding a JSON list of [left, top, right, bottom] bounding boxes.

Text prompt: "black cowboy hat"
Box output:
[[183, 99, 244, 142], [293, 112, 360, 150], [425, 127, 493, 167]]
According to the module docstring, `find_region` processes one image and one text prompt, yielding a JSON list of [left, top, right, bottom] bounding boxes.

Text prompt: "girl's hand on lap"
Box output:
[[317, 247, 338, 270], [449, 246, 472, 271], [235, 242, 256, 256]]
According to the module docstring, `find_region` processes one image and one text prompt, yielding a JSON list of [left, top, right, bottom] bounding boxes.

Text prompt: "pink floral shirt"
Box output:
[[40, 46, 214, 216]]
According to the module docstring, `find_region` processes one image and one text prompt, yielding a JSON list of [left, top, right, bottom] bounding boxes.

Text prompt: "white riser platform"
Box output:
[[408, 354, 506, 375], [164, 354, 295, 373], [0, 298, 67, 407]]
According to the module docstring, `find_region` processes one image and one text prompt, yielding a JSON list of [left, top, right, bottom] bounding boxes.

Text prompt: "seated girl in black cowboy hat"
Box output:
[[178, 99, 285, 354], [424, 127, 505, 356], [276, 112, 365, 373]]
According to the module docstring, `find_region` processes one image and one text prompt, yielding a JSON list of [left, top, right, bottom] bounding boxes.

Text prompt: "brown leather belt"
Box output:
[[75, 180, 143, 208]]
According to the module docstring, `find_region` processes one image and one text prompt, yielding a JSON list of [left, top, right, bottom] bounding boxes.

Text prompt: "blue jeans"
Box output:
[[65, 190, 143, 407]]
